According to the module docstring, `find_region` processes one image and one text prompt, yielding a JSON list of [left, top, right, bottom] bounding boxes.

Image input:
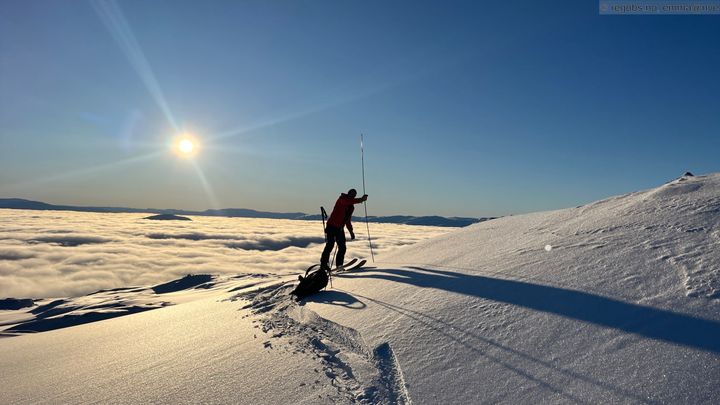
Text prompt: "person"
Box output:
[[321, 188, 368, 271]]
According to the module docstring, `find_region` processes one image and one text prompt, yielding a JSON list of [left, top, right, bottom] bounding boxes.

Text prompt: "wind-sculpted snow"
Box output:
[[0, 273, 261, 336], [0, 210, 449, 298], [389, 173, 720, 301]]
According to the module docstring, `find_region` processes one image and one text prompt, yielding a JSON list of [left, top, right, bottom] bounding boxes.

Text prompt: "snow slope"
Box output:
[[303, 173, 720, 403], [1, 173, 719, 404]]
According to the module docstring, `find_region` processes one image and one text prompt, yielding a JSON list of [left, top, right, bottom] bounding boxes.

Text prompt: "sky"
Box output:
[[1, 0, 718, 217]]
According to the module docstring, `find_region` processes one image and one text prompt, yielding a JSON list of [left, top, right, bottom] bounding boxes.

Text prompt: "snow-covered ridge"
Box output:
[[387, 172, 720, 300]]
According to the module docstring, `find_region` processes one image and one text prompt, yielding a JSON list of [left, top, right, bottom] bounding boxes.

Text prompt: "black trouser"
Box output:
[[321, 225, 346, 268]]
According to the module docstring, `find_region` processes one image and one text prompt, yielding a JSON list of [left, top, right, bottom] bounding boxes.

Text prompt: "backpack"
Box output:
[[290, 264, 329, 300]]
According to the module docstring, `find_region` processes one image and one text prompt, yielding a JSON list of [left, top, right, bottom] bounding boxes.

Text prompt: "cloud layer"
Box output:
[[0, 209, 449, 298]]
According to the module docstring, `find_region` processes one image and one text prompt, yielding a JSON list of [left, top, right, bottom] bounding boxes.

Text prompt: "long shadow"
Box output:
[[6, 306, 155, 333], [339, 266, 720, 353], [341, 288, 656, 404], [152, 274, 214, 294], [303, 290, 367, 309]]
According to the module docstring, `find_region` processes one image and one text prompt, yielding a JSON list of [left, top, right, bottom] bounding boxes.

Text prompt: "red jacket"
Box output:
[[327, 193, 364, 230]]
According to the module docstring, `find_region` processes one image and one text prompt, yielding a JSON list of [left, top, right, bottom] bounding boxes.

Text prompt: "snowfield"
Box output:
[[1, 173, 719, 404]]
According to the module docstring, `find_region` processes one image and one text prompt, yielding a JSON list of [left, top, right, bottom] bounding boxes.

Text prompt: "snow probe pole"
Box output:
[[361, 134, 376, 263]]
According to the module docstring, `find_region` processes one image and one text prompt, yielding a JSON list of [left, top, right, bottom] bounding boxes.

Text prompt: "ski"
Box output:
[[300, 259, 359, 280], [336, 259, 367, 273], [296, 258, 364, 285], [335, 258, 358, 270]]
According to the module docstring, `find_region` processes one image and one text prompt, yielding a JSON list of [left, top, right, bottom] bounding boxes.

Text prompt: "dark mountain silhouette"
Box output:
[[298, 214, 488, 227], [0, 199, 56, 210], [203, 208, 305, 220], [0, 198, 492, 227]]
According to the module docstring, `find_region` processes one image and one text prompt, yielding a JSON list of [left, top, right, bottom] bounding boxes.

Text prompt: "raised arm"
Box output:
[[338, 195, 367, 206], [352, 194, 368, 204]]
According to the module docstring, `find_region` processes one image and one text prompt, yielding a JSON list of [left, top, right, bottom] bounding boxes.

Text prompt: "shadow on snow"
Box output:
[[302, 290, 367, 309], [338, 266, 720, 354]]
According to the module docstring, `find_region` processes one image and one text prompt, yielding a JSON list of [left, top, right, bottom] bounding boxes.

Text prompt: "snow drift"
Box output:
[[1, 173, 719, 404]]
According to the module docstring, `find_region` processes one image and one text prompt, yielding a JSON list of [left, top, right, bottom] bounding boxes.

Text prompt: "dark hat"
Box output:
[[347, 188, 357, 197]]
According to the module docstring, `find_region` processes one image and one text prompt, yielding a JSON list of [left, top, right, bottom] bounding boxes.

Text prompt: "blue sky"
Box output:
[[1, 0, 718, 217]]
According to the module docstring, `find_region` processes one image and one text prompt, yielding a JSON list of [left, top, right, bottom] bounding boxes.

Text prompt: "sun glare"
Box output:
[[179, 139, 194, 153], [173, 135, 199, 158]]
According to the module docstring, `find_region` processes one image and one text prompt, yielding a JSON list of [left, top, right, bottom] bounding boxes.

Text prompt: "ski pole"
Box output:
[[329, 245, 337, 289], [361, 134, 375, 263], [321, 206, 328, 242], [321, 206, 332, 289]]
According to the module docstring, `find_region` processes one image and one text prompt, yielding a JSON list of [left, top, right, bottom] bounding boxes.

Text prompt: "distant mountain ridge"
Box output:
[[0, 198, 492, 227]]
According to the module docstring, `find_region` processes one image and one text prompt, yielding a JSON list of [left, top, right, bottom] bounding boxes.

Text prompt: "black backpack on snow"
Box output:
[[290, 264, 329, 300]]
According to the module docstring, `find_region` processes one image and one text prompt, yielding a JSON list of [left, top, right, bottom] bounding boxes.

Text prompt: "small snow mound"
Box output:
[[646, 176, 704, 200]]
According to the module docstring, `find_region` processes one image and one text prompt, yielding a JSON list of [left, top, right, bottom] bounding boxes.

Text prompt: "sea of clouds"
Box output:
[[0, 209, 450, 298]]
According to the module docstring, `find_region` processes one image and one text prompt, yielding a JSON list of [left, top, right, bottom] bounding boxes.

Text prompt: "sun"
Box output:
[[173, 135, 199, 158], [179, 139, 194, 154]]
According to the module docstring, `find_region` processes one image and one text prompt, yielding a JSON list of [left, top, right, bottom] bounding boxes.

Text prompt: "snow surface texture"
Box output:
[[231, 283, 411, 404], [0, 212, 448, 298], [1, 173, 719, 404], [0, 273, 243, 336]]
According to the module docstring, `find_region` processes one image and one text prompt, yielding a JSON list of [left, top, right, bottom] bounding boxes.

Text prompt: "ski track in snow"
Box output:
[[230, 283, 411, 405]]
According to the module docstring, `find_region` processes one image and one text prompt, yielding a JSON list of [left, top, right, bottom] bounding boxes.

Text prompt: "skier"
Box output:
[[321, 188, 368, 271]]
